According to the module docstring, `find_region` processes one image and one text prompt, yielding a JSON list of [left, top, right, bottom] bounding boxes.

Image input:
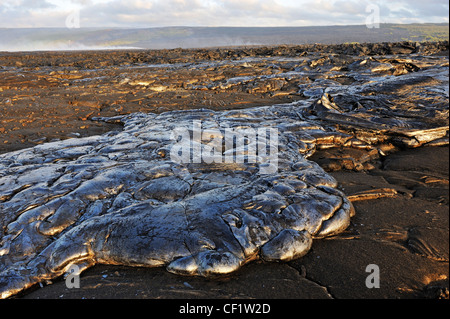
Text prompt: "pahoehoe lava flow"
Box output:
[[0, 42, 448, 298]]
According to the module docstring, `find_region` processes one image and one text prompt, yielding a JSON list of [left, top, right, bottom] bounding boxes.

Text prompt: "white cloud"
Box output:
[[0, 0, 448, 28]]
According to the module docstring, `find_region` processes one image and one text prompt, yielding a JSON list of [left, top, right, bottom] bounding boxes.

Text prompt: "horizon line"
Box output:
[[1, 22, 449, 30]]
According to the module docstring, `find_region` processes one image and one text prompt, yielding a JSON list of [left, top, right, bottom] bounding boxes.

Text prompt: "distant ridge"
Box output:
[[0, 23, 448, 52]]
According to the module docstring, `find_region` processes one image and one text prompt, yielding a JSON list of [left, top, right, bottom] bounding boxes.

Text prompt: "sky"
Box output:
[[0, 0, 448, 28]]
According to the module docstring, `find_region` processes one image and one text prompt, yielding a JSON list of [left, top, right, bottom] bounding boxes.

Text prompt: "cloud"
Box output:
[[1, 0, 55, 12], [0, 0, 448, 28]]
